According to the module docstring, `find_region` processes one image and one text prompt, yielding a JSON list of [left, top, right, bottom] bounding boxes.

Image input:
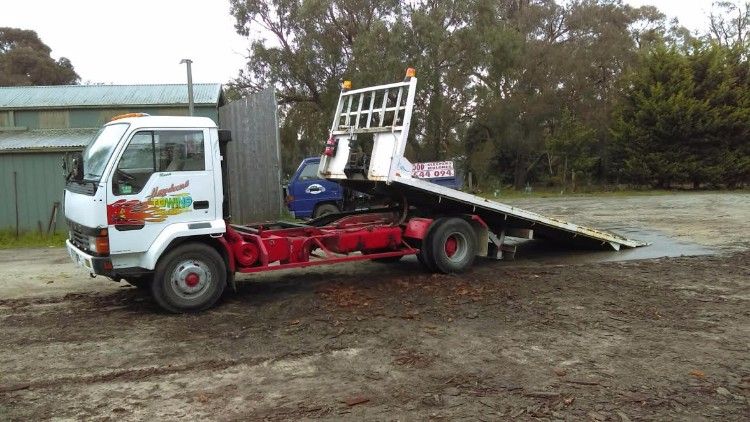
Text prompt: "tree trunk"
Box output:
[[513, 159, 527, 190]]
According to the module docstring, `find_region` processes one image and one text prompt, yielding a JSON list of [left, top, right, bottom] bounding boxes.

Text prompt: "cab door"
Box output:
[[290, 159, 340, 218], [106, 128, 215, 254]]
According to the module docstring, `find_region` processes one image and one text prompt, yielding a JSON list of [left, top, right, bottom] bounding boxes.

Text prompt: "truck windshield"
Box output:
[[82, 123, 129, 181]]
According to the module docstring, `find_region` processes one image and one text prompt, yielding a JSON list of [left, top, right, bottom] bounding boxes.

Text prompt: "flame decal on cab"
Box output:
[[107, 182, 193, 225]]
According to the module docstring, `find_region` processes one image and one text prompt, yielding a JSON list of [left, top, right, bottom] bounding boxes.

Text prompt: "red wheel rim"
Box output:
[[185, 272, 200, 287], [445, 236, 458, 257]]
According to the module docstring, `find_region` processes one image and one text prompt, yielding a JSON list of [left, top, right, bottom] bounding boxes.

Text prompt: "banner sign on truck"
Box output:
[[412, 161, 455, 179]]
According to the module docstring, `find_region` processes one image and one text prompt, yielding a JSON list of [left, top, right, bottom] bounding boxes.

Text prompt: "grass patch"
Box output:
[[0, 231, 67, 249]]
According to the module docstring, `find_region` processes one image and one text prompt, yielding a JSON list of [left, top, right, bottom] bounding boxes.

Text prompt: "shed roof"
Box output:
[[0, 84, 223, 110], [0, 128, 98, 153]]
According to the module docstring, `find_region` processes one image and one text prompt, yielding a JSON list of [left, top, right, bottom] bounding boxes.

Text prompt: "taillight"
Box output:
[[285, 195, 294, 205], [323, 137, 338, 157]]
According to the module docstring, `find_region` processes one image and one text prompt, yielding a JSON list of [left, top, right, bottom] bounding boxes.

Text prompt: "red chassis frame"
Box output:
[[222, 211, 431, 274]]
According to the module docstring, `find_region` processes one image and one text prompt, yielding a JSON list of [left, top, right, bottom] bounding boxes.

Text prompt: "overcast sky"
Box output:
[[0, 0, 725, 85]]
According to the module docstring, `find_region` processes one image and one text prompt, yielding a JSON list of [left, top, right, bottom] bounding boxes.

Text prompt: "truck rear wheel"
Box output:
[[428, 218, 477, 274], [151, 243, 226, 313], [417, 217, 449, 273]]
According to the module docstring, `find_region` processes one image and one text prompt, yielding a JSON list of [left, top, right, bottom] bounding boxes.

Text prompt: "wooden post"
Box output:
[[47, 202, 60, 236], [571, 170, 576, 192], [13, 171, 19, 239]]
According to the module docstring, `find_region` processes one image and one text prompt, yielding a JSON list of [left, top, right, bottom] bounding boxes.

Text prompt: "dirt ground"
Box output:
[[1, 192, 748, 421]]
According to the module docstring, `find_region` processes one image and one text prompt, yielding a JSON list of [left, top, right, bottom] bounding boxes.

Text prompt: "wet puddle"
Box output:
[[497, 226, 716, 266]]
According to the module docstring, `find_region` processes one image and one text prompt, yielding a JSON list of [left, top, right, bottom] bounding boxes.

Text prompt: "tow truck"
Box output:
[[64, 69, 646, 313]]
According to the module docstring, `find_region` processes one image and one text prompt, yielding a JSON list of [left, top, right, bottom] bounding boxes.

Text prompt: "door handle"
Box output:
[[193, 200, 209, 210]]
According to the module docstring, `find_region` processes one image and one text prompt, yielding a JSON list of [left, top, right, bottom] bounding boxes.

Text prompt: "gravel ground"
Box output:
[[1, 192, 748, 421]]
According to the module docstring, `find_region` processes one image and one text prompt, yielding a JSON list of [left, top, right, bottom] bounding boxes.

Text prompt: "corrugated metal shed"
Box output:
[[0, 129, 98, 152], [0, 84, 223, 110], [0, 152, 69, 233]]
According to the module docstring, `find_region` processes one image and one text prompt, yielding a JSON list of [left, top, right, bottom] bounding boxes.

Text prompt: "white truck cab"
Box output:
[[65, 114, 229, 309]]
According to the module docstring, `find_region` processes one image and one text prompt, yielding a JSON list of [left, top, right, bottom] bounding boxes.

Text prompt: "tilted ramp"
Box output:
[[339, 176, 647, 252], [389, 177, 646, 250]]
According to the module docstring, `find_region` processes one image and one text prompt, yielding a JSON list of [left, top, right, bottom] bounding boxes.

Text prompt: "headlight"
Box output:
[[87, 235, 98, 251]]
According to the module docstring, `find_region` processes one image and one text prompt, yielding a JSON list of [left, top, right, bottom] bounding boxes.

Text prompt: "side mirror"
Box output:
[[66, 152, 83, 181]]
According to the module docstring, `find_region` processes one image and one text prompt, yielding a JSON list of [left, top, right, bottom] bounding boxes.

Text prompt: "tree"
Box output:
[[546, 109, 599, 188], [229, 0, 486, 173], [228, 0, 404, 173], [401, 0, 484, 161], [467, 0, 669, 188], [612, 41, 750, 188], [0, 28, 79, 86], [230, 0, 749, 189], [708, 1, 750, 48]]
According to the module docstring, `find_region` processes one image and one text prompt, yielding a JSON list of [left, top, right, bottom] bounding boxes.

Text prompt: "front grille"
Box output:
[[67, 219, 97, 254], [69, 227, 89, 252]]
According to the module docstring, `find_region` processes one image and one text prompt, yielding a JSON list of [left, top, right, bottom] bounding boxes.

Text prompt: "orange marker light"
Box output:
[[342, 80, 352, 90], [95, 236, 110, 255], [110, 112, 149, 122], [405, 68, 416, 78]]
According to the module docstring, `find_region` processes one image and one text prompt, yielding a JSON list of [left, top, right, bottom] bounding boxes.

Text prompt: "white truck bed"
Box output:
[[389, 176, 646, 250]]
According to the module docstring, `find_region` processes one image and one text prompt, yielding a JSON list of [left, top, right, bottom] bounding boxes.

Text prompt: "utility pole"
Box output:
[[180, 58, 194, 116]]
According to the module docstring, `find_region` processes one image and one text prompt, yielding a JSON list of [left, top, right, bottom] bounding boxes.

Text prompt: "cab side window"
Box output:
[[114, 132, 155, 195], [113, 130, 205, 196], [299, 163, 320, 181], [156, 130, 205, 172]]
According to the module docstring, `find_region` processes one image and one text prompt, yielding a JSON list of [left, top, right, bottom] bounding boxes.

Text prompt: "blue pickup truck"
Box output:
[[285, 157, 461, 219]]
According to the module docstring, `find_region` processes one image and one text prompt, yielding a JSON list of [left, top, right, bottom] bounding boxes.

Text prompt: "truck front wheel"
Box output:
[[151, 243, 226, 313]]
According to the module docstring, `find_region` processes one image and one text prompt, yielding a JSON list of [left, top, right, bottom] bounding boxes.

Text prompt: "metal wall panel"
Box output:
[[38, 111, 70, 129], [0, 152, 70, 233], [14, 111, 39, 129], [219, 88, 282, 222], [69, 109, 104, 128]]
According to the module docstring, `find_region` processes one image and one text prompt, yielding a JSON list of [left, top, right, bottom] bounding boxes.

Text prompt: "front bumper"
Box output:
[[66, 240, 112, 275]]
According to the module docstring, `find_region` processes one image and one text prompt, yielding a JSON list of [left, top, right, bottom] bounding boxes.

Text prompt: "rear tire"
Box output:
[[428, 218, 477, 274], [151, 243, 226, 313], [417, 217, 450, 273], [313, 203, 339, 218]]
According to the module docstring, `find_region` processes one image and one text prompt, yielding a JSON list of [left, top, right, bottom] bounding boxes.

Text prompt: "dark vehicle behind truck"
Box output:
[[285, 157, 462, 219]]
